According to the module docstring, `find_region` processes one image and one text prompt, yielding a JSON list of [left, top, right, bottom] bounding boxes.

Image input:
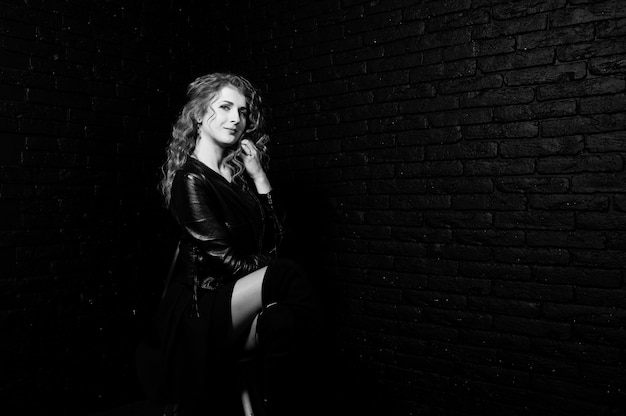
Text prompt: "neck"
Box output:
[[193, 138, 230, 180]]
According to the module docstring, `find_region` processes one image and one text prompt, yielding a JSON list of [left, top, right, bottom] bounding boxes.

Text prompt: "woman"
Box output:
[[155, 73, 319, 415]]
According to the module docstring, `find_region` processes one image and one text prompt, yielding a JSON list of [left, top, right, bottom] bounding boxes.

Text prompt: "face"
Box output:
[[198, 85, 248, 148]]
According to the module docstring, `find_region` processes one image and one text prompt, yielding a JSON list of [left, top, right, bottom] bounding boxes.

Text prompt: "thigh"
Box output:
[[231, 266, 267, 336]]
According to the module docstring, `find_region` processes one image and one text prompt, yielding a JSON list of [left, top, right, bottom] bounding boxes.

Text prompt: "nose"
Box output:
[[229, 108, 241, 125]]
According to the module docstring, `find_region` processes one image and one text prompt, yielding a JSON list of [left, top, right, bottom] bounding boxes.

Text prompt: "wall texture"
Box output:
[[2, 0, 626, 415], [209, 1, 626, 415], [0, 0, 211, 412]]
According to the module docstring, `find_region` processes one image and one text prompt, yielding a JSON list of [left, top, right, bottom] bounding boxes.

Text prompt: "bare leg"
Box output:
[[231, 266, 267, 351]]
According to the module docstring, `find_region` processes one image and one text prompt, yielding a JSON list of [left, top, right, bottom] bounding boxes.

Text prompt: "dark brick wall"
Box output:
[[2, 0, 626, 415], [205, 1, 626, 415], [0, 0, 213, 413]]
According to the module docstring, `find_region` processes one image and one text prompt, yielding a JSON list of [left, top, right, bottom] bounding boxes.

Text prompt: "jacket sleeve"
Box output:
[[257, 189, 290, 255], [171, 171, 271, 279]]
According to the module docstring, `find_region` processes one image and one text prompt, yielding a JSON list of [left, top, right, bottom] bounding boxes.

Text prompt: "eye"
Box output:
[[220, 104, 231, 111]]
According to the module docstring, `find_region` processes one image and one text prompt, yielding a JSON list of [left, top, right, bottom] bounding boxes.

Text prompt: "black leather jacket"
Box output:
[[169, 157, 286, 297]]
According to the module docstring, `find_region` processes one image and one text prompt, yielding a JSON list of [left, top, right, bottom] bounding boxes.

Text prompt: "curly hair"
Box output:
[[158, 73, 269, 207]]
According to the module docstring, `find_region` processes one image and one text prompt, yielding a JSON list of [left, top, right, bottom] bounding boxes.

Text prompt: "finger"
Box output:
[[240, 140, 254, 155]]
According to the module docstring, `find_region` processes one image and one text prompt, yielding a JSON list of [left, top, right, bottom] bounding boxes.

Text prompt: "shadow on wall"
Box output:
[[278, 186, 397, 416]]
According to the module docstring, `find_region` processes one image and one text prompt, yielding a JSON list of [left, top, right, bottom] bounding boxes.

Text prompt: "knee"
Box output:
[[256, 303, 296, 347]]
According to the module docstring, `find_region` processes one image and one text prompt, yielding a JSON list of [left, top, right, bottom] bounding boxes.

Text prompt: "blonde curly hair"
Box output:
[[159, 73, 269, 207]]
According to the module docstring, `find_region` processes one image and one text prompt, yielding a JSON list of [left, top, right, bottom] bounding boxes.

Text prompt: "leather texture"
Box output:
[[170, 157, 286, 289]]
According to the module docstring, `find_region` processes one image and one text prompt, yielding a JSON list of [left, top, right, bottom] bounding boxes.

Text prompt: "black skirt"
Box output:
[[153, 277, 243, 413]]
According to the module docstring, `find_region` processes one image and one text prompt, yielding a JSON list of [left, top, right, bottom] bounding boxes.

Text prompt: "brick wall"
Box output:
[[0, 0, 210, 412], [2, 0, 626, 415], [207, 1, 626, 415]]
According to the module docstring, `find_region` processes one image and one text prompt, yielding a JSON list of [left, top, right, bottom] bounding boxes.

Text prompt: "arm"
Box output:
[[171, 171, 271, 279], [240, 139, 290, 253]]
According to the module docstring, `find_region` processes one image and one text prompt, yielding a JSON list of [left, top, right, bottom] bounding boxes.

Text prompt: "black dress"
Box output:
[[154, 157, 285, 413]]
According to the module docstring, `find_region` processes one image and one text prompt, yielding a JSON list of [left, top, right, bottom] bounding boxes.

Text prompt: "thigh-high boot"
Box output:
[[256, 258, 322, 415]]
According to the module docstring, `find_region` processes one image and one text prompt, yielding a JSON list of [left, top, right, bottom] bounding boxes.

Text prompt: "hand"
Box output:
[[241, 139, 272, 193]]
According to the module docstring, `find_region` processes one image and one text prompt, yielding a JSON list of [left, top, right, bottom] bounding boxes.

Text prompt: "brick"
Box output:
[[550, 0, 626, 27], [495, 211, 575, 230], [467, 295, 539, 317], [365, 210, 423, 227], [455, 230, 524, 249], [391, 195, 451, 210], [438, 74, 502, 94], [493, 247, 570, 266], [341, 102, 398, 122], [392, 227, 451, 244], [405, 0, 472, 19], [425, 9, 490, 32], [597, 17, 626, 38], [589, 53, 626, 75], [500, 136, 584, 158], [363, 21, 426, 46], [574, 324, 626, 348], [528, 230, 605, 249], [478, 47, 555, 73], [344, 10, 402, 34], [496, 177, 569, 194], [577, 212, 626, 229], [535, 265, 621, 288], [459, 328, 531, 351], [442, 38, 516, 61], [575, 286, 626, 308], [343, 164, 394, 180], [433, 244, 493, 263], [465, 121, 538, 140], [494, 99, 577, 122], [399, 96, 459, 114], [317, 120, 367, 138], [504, 62, 586, 86], [368, 179, 427, 195], [493, 280, 573, 301], [332, 44, 384, 65], [492, 0, 566, 19], [495, 315, 571, 340], [427, 141, 497, 160], [517, 23, 594, 50], [347, 71, 409, 91], [365, 146, 423, 164], [499, 350, 578, 378], [373, 83, 436, 102], [464, 158, 535, 176], [607, 231, 626, 250], [573, 169, 626, 192], [396, 256, 458, 275], [368, 107, 422, 131], [473, 15, 548, 39], [408, 27, 471, 51], [542, 114, 626, 137], [537, 154, 623, 174], [427, 107, 492, 127], [580, 94, 626, 115], [586, 132, 626, 153], [529, 194, 610, 211], [425, 212, 494, 229], [397, 161, 463, 178], [557, 38, 626, 62], [461, 87, 535, 108], [367, 52, 422, 72], [537, 77, 625, 101], [428, 177, 493, 194], [452, 193, 527, 210], [397, 126, 462, 146], [410, 59, 476, 83]]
